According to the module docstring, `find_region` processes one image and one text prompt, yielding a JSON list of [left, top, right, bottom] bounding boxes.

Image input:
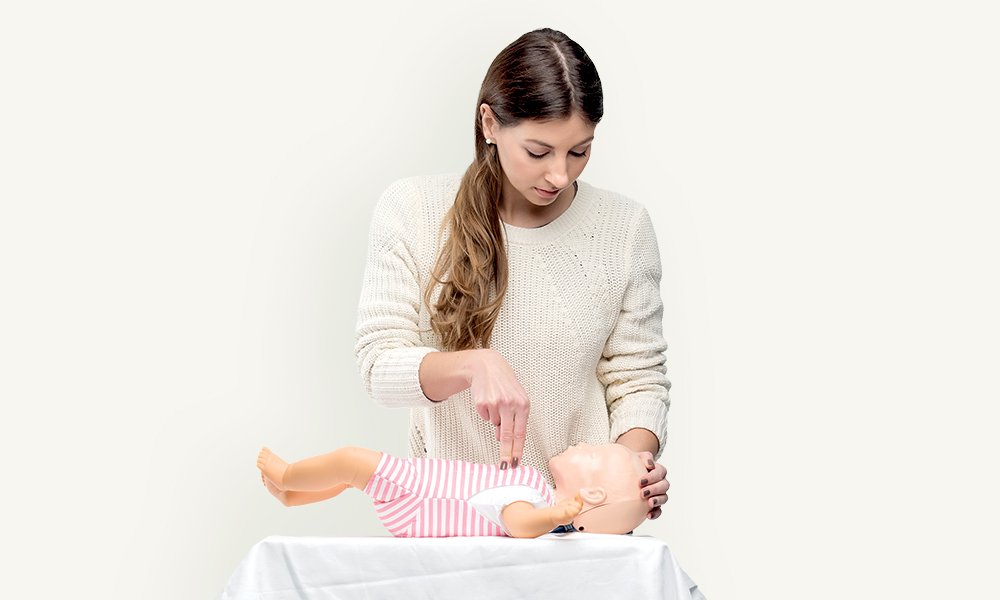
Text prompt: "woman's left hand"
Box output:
[[635, 451, 669, 520]]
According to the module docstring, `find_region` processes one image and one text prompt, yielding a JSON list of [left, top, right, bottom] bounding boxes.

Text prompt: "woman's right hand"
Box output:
[[467, 349, 530, 470], [419, 348, 530, 469]]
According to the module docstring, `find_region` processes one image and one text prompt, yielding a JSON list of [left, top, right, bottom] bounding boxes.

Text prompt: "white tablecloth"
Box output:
[[216, 533, 705, 600]]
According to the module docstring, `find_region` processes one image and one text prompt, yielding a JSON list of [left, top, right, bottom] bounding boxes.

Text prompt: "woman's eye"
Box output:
[[527, 149, 588, 159]]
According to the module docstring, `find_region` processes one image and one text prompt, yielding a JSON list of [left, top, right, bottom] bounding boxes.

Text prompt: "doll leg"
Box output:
[[262, 473, 351, 507], [258, 446, 381, 493]]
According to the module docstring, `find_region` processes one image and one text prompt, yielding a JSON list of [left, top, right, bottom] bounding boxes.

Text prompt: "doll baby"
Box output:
[[257, 443, 651, 539]]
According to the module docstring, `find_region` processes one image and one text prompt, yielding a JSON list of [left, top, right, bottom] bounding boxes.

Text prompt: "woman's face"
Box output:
[[481, 106, 596, 225]]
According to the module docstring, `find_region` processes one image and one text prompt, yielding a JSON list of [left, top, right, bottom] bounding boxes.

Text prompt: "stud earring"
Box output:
[[485, 138, 493, 145]]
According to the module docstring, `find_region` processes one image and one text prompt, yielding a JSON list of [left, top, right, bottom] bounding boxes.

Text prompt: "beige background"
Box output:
[[2, 1, 998, 598]]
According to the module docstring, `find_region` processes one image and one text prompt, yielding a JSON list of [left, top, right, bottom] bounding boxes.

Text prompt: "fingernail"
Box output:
[[500, 461, 508, 470], [646, 460, 655, 469], [643, 489, 650, 497], [640, 478, 649, 486], [512, 457, 519, 468]]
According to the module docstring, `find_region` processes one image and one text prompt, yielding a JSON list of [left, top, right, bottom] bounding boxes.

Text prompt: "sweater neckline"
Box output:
[[500, 180, 593, 246]]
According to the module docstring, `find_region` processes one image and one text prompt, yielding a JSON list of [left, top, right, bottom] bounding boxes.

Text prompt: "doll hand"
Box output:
[[550, 494, 583, 526], [636, 451, 669, 520], [468, 349, 530, 470]]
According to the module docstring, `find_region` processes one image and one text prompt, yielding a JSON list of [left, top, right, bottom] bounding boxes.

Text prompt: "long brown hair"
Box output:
[[426, 28, 604, 351]]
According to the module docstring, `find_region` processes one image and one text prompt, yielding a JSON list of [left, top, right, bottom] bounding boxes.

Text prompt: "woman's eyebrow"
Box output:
[[525, 135, 595, 149]]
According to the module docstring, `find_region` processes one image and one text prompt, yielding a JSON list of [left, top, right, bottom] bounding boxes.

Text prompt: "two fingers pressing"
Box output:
[[470, 349, 530, 470], [475, 393, 528, 470]]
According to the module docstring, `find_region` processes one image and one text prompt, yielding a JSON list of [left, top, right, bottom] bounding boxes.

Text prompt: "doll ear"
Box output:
[[579, 487, 607, 506]]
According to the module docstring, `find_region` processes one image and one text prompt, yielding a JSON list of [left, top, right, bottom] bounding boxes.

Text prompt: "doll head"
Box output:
[[548, 443, 650, 534]]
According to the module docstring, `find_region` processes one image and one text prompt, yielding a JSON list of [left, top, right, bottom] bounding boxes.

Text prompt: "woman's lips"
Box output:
[[535, 187, 560, 198]]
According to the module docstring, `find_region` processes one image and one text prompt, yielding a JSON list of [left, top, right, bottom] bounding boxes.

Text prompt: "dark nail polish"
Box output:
[[512, 457, 519, 468], [647, 460, 655, 469], [500, 461, 508, 470], [640, 478, 649, 486], [643, 489, 650, 497]]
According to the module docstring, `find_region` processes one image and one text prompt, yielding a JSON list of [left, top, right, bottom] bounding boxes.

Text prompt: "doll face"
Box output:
[[548, 443, 649, 534]]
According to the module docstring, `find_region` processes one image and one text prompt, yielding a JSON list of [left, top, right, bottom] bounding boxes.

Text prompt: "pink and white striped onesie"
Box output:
[[362, 453, 554, 537]]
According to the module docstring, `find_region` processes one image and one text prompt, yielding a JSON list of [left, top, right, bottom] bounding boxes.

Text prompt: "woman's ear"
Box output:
[[579, 487, 607, 507], [480, 103, 498, 141]]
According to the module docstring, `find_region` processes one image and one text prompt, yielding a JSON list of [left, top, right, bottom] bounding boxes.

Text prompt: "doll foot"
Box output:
[[257, 447, 289, 490]]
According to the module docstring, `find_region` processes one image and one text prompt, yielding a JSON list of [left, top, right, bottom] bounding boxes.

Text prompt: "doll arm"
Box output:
[[501, 495, 583, 539]]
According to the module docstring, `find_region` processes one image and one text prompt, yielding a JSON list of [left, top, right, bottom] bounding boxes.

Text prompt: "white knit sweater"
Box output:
[[355, 174, 670, 484]]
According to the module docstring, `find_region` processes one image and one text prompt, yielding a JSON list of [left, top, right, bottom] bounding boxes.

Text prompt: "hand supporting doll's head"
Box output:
[[548, 443, 650, 534]]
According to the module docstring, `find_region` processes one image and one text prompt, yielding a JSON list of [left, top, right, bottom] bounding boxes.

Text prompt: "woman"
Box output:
[[355, 28, 670, 520]]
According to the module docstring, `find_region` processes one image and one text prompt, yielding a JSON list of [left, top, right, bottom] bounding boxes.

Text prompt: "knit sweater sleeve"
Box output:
[[355, 179, 439, 409], [597, 206, 671, 457]]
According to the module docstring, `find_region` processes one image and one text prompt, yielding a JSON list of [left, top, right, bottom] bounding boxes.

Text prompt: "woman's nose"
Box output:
[[546, 160, 569, 188]]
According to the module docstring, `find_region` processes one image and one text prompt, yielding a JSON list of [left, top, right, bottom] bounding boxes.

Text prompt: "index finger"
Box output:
[[497, 406, 516, 470], [510, 408, 527, 468]]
